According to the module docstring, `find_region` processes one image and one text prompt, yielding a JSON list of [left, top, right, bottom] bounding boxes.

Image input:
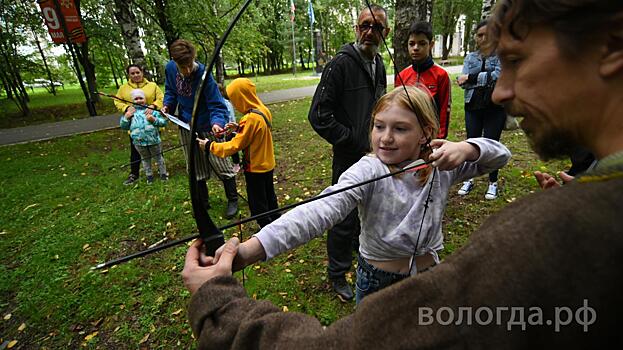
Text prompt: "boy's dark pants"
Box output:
[[327, 154, 362, 281], [244, 170, 280, 228]]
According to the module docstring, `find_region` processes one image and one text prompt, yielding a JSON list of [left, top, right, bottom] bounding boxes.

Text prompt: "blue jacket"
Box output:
[[119, 107, 167, 146], [460, 51, 501, 104], [163, 60, 228, 131]]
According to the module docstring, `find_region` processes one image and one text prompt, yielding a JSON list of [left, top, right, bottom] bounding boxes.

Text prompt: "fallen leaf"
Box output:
[[139, 333, 150, 344], [282, 306, 289, 312], [7, 340, 17, 348], [84, 331, 98, 341], [4, 313, 11, 320], [82, 244, 90, 251], [23, 203, 39, 211], [18, 322, 26, 331], [171, 309, 183, 316]]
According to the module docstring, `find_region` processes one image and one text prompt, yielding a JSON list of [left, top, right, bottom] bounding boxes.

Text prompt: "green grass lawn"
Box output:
[[0, 81, 568, 348], [0, 71, 322, 129], [226, 69, 321, 93]]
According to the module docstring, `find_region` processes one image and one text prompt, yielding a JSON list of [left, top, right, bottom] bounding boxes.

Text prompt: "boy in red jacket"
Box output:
[[395, 21, 451, 138]]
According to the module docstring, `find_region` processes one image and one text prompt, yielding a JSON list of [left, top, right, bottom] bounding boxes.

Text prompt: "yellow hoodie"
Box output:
[[210, 78, 275, 173], [114, 79, 164, 112]]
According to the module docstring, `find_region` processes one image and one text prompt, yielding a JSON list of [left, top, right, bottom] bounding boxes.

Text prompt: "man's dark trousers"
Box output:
[[327, 153, 362, 280]]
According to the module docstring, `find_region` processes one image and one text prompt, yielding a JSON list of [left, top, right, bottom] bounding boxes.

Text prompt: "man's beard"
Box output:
[[356, 39, 379, 57], [524, 126, 578, 161]]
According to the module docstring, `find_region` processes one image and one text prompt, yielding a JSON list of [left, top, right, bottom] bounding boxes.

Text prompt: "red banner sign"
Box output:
[[37, 0, 86, 44]]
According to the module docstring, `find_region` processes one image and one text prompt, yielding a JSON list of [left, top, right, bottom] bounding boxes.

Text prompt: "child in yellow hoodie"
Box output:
[[198, 78, 280, 227]]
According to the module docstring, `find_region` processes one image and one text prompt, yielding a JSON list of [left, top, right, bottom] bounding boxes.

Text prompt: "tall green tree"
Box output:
[[0, 0, 32, 114], [433, 0, 482, 59]]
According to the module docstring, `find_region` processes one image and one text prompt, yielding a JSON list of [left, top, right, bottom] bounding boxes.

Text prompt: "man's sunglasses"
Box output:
[[357, 23, 385, 33]]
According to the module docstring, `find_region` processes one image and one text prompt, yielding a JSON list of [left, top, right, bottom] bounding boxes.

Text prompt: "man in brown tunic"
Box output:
[[182, 0, 623, 348]]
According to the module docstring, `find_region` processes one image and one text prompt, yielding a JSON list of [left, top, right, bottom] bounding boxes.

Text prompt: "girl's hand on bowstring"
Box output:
[[428, 139, 479, 171]]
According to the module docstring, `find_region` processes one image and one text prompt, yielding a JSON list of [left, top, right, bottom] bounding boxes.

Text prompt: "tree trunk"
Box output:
[[0, 48, 29, 115], [442, 34, 450, 60], [112, 0, 147, 70], [75, 42, 100, 104], [481, 0, 496, 20], [118, 54, 128, 83], [214, 36, 225, 84], [154, 0, 179, 54], [0, 70, 13, 99], [107, 52, 120, 89], [155, 59, 165, 85], [210, 2, 225, 84], [299, 47, 306, 70], [33, 30, 56, 95], [394, 0, 432, 71], [448, 34, 454, 58]]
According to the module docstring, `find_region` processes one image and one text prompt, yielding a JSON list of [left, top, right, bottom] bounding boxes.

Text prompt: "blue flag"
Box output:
[[308, 1, 315, 25]]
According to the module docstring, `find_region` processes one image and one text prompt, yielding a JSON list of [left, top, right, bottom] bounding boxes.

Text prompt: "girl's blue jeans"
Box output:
[[355, 255, 409, 304]]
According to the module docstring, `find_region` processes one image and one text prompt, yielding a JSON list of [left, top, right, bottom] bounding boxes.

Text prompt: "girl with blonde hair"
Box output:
[[216, 86, 510, 303]]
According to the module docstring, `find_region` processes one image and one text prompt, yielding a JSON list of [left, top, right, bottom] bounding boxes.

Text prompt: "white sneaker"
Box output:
[[485, 182, 498, 200], [457, 180, 474, 195]]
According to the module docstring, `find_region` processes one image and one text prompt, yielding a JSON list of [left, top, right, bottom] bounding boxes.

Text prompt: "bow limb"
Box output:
[[188, 0, 254, 256]]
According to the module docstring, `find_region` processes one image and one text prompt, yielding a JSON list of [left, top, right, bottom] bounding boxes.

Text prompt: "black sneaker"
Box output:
[[225, 200, 238, 219], [146, 175, 154, 184], [123, 174, 138, 186], [331, 277, 353, 302]]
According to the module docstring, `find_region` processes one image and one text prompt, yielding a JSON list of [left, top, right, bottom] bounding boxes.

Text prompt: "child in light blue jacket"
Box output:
[[120, 89, 168, 184]]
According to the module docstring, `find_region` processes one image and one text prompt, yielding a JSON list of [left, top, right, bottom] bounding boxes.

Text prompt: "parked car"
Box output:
[[24, 79, 64, 91]]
